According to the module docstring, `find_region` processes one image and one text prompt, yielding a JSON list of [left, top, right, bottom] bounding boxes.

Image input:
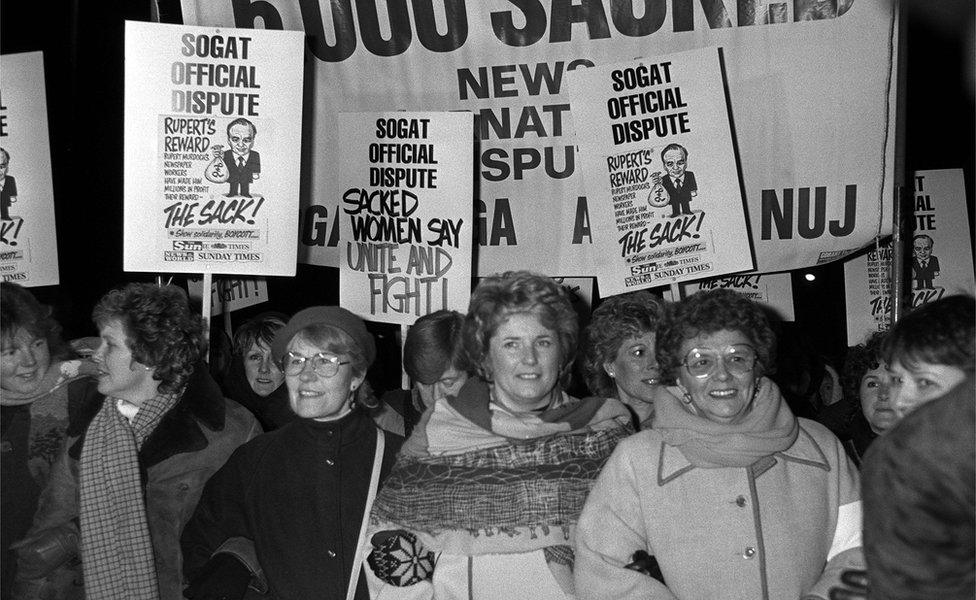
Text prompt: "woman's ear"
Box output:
[[602, 362, 616, 378], [350, 372, 366, 393]]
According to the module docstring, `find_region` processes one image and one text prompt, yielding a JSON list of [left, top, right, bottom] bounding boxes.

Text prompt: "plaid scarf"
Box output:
[[370, 378, 633, 556], [79, 392, 179, 600]]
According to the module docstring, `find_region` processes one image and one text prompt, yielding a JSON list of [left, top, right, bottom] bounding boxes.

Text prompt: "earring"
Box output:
[[681, 392, 693, 404], [607, 370, 616, 378]]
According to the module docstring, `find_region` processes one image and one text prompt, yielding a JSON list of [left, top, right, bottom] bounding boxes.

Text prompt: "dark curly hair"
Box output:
[[882, 294, 975, 373], [291, 323, 379, 410], [581, 291, 666, 398], [656, 289, 775, 384], [463, 271, 578, 383], [0, 282, 71, 360], [842, 332, 887, 405], [404, 310, 467, 385], [92, 283, 204, 395]]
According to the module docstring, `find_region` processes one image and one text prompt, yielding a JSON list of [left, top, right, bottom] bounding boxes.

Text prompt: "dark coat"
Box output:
[[220, 356, 295, 432], [862, 377, 975, 600], [14, 367, 261, 600], [182, 409, 403, 600]]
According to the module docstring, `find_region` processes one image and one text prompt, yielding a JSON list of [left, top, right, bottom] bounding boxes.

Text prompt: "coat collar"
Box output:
[[657, 423, 830, 485], [69, 364, 227, 468]]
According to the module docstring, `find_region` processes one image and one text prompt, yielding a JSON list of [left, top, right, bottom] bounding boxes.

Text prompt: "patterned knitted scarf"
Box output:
[[79, 392, 179, 600], [370, 377, 633, 556]]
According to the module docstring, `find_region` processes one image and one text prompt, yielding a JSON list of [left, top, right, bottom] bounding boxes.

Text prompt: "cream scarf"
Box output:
[[653, 377, 798, 468]]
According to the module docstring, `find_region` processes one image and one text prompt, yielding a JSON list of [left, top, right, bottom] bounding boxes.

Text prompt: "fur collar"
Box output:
[[68, 364, 226, 468]]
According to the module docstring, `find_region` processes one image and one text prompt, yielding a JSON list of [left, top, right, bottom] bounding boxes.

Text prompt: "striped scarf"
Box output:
[[79, 392, 178, 600]]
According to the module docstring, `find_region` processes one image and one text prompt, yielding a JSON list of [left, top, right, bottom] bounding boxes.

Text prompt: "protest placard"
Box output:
[[123, 21, 304, 276], [187, 276, 268, 316], [183, 1, 897, 278], [844, 169, 974, 345], [569, 47, 752, 296], [338, 112, 474, 324], [667, 273, 795, 320], [0, 51, 59, 286]]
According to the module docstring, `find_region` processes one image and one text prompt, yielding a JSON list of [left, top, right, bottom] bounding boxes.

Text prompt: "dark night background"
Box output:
[[1, 1, 973, 389]]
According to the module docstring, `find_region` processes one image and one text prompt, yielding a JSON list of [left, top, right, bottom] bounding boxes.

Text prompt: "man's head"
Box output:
[[661, 144, 687, 180], [913, 234, 933, 261], [227, 118, 256, 156], [0, 148, 9, 178]]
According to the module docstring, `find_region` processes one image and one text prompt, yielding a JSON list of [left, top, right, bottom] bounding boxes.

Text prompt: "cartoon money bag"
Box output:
[[205, 144, 230, 183], [647, 171, 670, 208]]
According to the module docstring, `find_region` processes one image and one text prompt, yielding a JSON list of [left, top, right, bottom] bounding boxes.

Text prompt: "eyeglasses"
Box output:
[[681, 344, 757, 378], [282, 352, 350, 378]]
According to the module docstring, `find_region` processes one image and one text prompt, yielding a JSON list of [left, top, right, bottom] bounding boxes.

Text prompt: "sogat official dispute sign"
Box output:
[[338, 112, 473, 325], [0, 51, 59, 286], [124, 21, 304, 276]]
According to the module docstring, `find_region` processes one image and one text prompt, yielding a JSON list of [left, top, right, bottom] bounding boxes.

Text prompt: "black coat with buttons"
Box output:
[[182, 408, 403, 600]]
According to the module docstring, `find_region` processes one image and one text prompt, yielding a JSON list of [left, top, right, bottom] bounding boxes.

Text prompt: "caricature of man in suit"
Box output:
[[659, 143, 697, 217], [223, 118, 260, 197], [911, 234, 941, 289], [0, 148, 18, 221]]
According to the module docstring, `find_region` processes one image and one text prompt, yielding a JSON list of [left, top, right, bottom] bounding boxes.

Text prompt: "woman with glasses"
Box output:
[[575, 289, 863, 600], [181, 306, 402, 600], [580, 290, 667, 429], [365, 272, 631, 599]]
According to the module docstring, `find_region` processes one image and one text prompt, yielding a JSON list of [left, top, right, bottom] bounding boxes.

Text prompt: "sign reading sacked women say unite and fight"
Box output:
[[338, 112, 474, 325], [124, 21, 304, 276]]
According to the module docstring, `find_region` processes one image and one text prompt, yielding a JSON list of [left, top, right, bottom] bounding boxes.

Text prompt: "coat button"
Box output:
[[327, 550, 336, 558], [735, 495, 746, 507], [325, 459, 335, 466], [743, 547, 756, 559]]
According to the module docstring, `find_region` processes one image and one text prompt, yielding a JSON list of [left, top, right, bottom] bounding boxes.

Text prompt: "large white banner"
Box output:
[[182, 0, 898, 277], [338, 111, 473, 324], [0, 52, 60, 286], [124, 21, 305, 275], [844, 169, 974, 346], [569, 47, 752, 295]]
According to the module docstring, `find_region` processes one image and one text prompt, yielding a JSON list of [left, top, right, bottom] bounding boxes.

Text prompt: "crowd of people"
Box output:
[[0, 274, 972, 600]]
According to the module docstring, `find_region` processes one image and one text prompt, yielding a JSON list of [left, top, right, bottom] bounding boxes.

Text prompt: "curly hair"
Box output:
[[882, 294, 975, 373], [656, 288, 775, 384], [291, 323, 379, 410], [92, 283, 204, 395], [0, 282, 71, 359], [232, 312, 288, 356], [842, 332, 887, 405], [581, 291, 666, 398], [463, 271, 578, 382], [404, 310, 467, 385]]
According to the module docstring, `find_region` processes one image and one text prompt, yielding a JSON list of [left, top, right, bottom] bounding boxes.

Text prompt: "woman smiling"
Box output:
[[367, 271, 631, 599], [575, 289, 863, 600]]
